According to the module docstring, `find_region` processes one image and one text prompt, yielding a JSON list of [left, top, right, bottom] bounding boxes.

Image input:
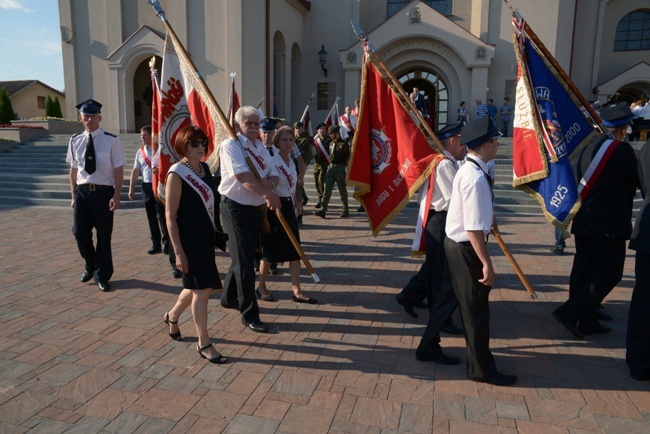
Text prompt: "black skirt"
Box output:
[[261, 196, 301, 263]]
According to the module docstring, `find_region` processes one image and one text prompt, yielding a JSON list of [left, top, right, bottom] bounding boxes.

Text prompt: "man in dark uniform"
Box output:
[[66, 99, 126, 292], [414, 122, 468, 364], [553, 105, 640, 339], [444, 117, 517, 386], [627, 138, 650, 381], [313, 122, 330, 208], [314, 125, 350, 218]]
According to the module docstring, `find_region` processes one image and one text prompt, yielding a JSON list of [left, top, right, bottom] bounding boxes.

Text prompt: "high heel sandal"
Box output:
[[163, 312, 182, 341], [196, 343, 227, 364]]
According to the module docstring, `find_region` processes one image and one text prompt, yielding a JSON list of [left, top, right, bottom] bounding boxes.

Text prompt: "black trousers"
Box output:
[[444, 237, 497, 380], [142, 182, 168, 248], [221, 196, 263, 323], [417, 211, 458, 354], [556, 236, 625, 325], [401, 262, 427, 304], [627, 251, 650, 378], [73, 185, 115, 282]]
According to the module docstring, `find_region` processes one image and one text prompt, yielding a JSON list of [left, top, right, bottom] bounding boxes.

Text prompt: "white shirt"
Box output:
[[445, 155, 494, 242], [271, 154, 297, 198], [133, 146, 155, 183], [66, 128, 126, 186], [219, 133, 278, 206], [430, 158, 457, 212]]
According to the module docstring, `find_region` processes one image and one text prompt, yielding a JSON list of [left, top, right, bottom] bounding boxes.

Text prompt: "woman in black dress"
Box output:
[[257, 126, 317, 304], [163, 125, 226, 364]]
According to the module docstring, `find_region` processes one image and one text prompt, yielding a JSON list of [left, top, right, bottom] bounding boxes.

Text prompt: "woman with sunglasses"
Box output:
[[163, 125, 226, 364]]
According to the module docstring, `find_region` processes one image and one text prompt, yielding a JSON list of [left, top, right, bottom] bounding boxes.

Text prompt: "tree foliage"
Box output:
[[0, 87, 15, 124], [45, 95, 54, 117]]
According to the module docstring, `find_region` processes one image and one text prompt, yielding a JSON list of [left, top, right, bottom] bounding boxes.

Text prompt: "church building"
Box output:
[[57, 0, 650, 133]]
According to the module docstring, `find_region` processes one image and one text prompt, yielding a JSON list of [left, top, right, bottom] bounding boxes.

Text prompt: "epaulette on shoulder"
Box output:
[[103, 131, 117, 137], [71, 132, 82, 138]]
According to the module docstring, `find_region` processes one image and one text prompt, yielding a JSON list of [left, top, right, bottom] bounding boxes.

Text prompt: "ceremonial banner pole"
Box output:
[[147, 0, 319, 283], [351, 22, 444, 155], [491, 229, 537, 299], [504, 0, 606, 133], [300, 92, 315, 123]]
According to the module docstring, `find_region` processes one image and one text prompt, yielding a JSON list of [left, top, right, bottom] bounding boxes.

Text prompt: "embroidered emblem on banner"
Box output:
[[535, 86, 567, 159], [371, 128, 392, 174]]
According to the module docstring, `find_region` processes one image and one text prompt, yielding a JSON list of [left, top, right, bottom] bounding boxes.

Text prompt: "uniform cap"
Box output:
[[328, 125, 341, 134], [600, 104, 633, 128], [460, 117, 502, 149], [437, 122, 463, 141], [76, 99, 102, 115], [316, 122, 327, 130], [260, 117, 276, 132]]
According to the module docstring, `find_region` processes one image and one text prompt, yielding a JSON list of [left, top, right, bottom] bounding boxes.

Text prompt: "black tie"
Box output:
[[266, 146, 274, 156], [85, 133, 96, 175]]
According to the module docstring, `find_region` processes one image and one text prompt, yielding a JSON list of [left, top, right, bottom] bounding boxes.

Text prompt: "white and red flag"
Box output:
[[149, 59, 162, 199], [156, 33, 229, 201], [348, 56, 439, 235]]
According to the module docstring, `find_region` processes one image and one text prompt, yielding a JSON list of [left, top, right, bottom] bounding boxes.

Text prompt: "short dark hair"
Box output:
[[173, 125, 208, 158], [140, 125, 152, 134], [503, 97, 510, 102]]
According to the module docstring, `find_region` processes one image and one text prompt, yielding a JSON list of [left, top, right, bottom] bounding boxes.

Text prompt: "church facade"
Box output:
[[57, 0, 650, 133]]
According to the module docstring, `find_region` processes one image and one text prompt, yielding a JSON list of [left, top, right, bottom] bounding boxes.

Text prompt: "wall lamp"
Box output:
[[318, 45, 328, 77]]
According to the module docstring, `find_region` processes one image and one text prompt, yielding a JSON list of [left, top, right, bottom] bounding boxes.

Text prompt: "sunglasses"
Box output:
[[188, 139, 209, 148]]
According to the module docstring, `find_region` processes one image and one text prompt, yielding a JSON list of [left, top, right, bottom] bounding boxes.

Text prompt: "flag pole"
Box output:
[[491, 229, 537, 299], [504, 0, 606, 134], [351, 21, 444, 155], [146, 0, 319, 282], [300, 92, 316, 123]]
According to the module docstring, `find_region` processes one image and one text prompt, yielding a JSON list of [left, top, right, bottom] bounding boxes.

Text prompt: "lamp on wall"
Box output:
[[318, 45, 328, 77]]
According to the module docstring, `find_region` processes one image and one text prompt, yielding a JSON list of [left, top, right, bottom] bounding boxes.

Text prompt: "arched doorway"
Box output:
[[398, 69, 449, 132], [132, 56, 161, 131]]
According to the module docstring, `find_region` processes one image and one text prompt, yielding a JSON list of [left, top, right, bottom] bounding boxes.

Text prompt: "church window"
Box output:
[[388, 1, 453, 19], [614, 10, 650, 51]]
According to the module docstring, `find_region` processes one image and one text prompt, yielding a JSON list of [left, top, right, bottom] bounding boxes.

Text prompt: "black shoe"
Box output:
[[220, 299, 239, 310], [550, 247, 564, 255], [395, 293, 418, 318], [415, 349, 460, 365], [172, 269, 182, 279], [630, 373, 650, 381], [196, 343, 227, 364], [470, 372, 518, 386], [552, 312, 584, 340], [594, 307, 613, 321], [442, 324, 465, 335], [148, 246, 162, 255], [340, 210, 349, 218], [315, 201, 322, 209], [80, 271, 92, 283], [256, 288, 275, 302], [578, 321, 611, 336], [241, 318, 268, 333], [292, 295, 318, 304], [270, 263, 279, 275], [163, 312, 182, 341], [314, 210, 326, 218], [357, 206, 364, 212], [97, 280, 111, 292]]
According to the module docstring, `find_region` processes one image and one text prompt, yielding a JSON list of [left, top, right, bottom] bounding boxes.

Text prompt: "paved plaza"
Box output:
[[0, 203, 648, 433]]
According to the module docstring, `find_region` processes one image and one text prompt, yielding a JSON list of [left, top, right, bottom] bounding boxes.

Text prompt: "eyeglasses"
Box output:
[[188, 139, 209, 148]]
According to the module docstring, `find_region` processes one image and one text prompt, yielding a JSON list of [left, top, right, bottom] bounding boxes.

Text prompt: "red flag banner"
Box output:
[[157, 33, 230, 201], [227, 72, 240, 129], [348, 59, 439, 235], [150, 61, 162, 200]]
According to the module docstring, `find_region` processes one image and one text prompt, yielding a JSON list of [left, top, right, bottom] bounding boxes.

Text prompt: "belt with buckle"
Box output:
[[78, 184, 111, 191]]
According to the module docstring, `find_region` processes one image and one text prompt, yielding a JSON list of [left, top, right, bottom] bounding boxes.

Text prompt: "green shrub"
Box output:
[[0, 87, 15, 124], [52, 96, 64, 118]]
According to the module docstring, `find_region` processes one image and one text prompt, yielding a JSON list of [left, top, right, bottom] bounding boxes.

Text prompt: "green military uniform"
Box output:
[[316, 126, 350, 217], [313, 134, 331, 207]]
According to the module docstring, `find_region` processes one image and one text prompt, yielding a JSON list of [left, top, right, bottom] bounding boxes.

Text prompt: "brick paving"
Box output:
[[0, 203, 648, 433]]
